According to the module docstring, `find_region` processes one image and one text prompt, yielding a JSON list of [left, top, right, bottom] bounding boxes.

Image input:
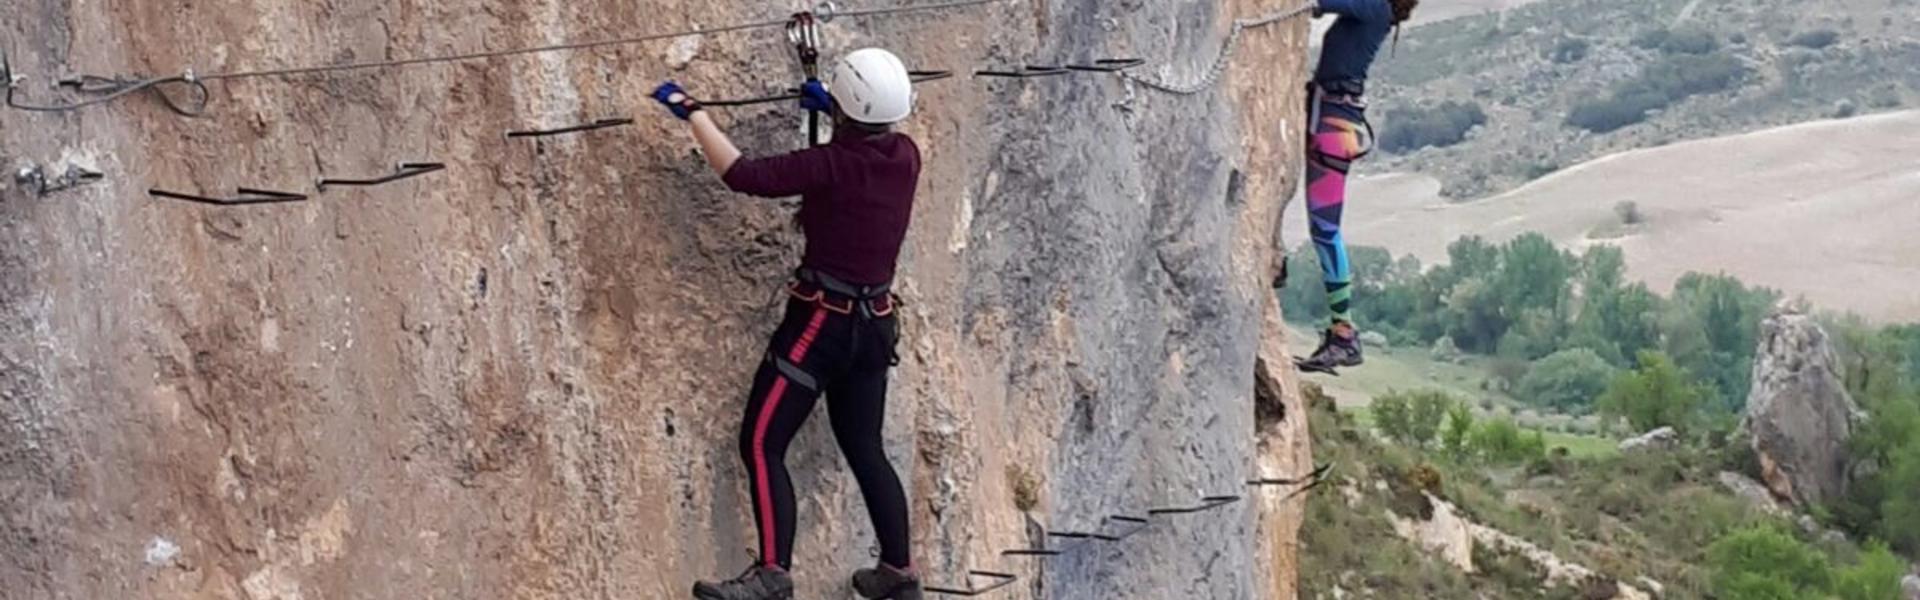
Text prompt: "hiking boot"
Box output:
[[692, 565, 794, 600], [852, 563, 923, 600], [1297, 325, 1364, 372]]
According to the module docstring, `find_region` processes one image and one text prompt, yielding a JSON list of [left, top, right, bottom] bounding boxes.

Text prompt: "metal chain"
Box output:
[[1119, 3, 1315, 96]]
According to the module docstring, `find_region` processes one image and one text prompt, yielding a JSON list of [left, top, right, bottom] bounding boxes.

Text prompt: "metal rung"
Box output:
[[317, 162, 444, 191], [910, 69, 956, 83], [1065, 58, 1147, 72], [973, 65, 1070, 78], [924, 570, 1018, 596], [1146, 495, 1242, 516], [149, 187, 308, 206], [1247, 463, 1332, 487], [505, 117, 632, 138]]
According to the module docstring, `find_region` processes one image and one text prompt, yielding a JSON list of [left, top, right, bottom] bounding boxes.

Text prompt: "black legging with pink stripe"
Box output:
[[739, 296, 911, 571]]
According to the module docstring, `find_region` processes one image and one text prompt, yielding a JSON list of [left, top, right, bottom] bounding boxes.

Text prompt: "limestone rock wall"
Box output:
[[0, 0, 1312, 597]]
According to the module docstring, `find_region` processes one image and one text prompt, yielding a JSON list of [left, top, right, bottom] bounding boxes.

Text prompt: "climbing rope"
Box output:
[[1118, 2, 1315, 96], [0, 0, 1001, 115]]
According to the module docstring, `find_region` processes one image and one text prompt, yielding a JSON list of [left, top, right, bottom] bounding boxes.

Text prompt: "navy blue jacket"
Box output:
[[1314, 0, 1394, 91]]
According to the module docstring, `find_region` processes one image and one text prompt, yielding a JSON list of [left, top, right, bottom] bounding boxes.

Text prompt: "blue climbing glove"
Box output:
[[799, 79, 834, 113], [651, 81, 704, 120]]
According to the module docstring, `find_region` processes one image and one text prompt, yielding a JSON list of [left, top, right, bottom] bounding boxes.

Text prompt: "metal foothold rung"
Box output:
[[909, 69, 956, 83], [1146, 494, 1243, 516], [1066, 58, 1147, 72], [973, 65, 1071, 78], [1097, 515, 1152, 541], [924, 570, 1017, 596], [505, 117, 633, 139], [1246, 463, 1333, 487], [316, 162, 445, 191], [149, 187, 309, 206]]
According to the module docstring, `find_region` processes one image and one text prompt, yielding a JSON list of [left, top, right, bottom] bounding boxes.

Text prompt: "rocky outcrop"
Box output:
[[1618, 426, 1679, 453], [1901, 573, 1919, 600], [1387, 493, 1651, 599], [1717, 471, 1793, 518], [1741, 306, 1860, 506], [0, 1, 1312, 598]]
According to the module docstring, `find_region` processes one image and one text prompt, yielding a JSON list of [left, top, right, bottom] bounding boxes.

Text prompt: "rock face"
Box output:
[[1901, 573, 1919, 600], [0, 1, 1313, 599], [1741, 306, 1860, 506], [1618, 426, 1679, 453]]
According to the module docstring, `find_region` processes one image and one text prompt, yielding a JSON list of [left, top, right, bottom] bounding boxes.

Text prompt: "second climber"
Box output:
[[1293, 0, 1420, 374], [652, 47, 926, 600]]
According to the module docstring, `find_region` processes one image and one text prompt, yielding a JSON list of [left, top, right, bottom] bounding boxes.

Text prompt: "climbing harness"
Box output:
[[789, 267, 896, 320]]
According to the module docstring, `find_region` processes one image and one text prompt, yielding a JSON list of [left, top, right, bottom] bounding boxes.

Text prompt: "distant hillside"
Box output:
[[1363, 0, 1920, 198]]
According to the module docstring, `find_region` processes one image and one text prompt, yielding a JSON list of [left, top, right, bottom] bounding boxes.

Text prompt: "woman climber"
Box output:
[[651, 48, 925, 600], [1293, 0, 1420, 374]]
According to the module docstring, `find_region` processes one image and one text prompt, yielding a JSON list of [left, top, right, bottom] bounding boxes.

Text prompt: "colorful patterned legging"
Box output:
[[1305, 96, 1373, 325]]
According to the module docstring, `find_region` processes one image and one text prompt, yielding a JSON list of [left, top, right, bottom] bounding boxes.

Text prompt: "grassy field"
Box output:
[[1286, 323, 1620, 458]]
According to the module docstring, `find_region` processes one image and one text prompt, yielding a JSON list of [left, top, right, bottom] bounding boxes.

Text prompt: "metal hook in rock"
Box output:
[[812, 0, 843, 22]]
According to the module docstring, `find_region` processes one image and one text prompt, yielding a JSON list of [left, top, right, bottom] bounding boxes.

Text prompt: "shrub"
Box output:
[[1707, 527, 1833, 597], [1375, 389, 1456, 448], [1568, 53, 1748, 132], [1659, 28, 1720, 55], [1549, 38, 1591, 64], [1788, 29, 1840, 49], [1614, 200, 1644, 225], [1380, 101, 1489, 153], [1632, 28, 1671, 50], [1599, 351, 1711, 435], [1472, 417, 1546, 464], [1517, 348, 1618, 412]]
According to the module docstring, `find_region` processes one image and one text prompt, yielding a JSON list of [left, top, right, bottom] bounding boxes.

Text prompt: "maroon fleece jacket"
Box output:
[[722, 125, 921, 286]]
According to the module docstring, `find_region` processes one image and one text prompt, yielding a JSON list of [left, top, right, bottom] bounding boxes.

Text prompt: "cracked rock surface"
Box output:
[[0, 0, 1312, 597]]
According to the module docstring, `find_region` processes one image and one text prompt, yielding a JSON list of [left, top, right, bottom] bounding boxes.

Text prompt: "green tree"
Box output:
[[1878, 441, 1920, 553], [1599, 351, 1710, 434], [1665, 273, 1777, 410], [1707, 527, 1833, 598], [1832, 322, 1920, 553], [1516, 348, 1617, 412], [1570, 246, 1664, 366]]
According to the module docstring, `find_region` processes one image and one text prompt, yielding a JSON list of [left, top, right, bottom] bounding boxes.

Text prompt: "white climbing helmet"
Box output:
[[829, 48, 914, 125]]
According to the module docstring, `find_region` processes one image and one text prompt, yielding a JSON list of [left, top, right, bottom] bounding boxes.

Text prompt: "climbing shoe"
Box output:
[[852, 563, 923, 600], [692, 565, 794, 600], [1295, 325, 1363, 374]]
